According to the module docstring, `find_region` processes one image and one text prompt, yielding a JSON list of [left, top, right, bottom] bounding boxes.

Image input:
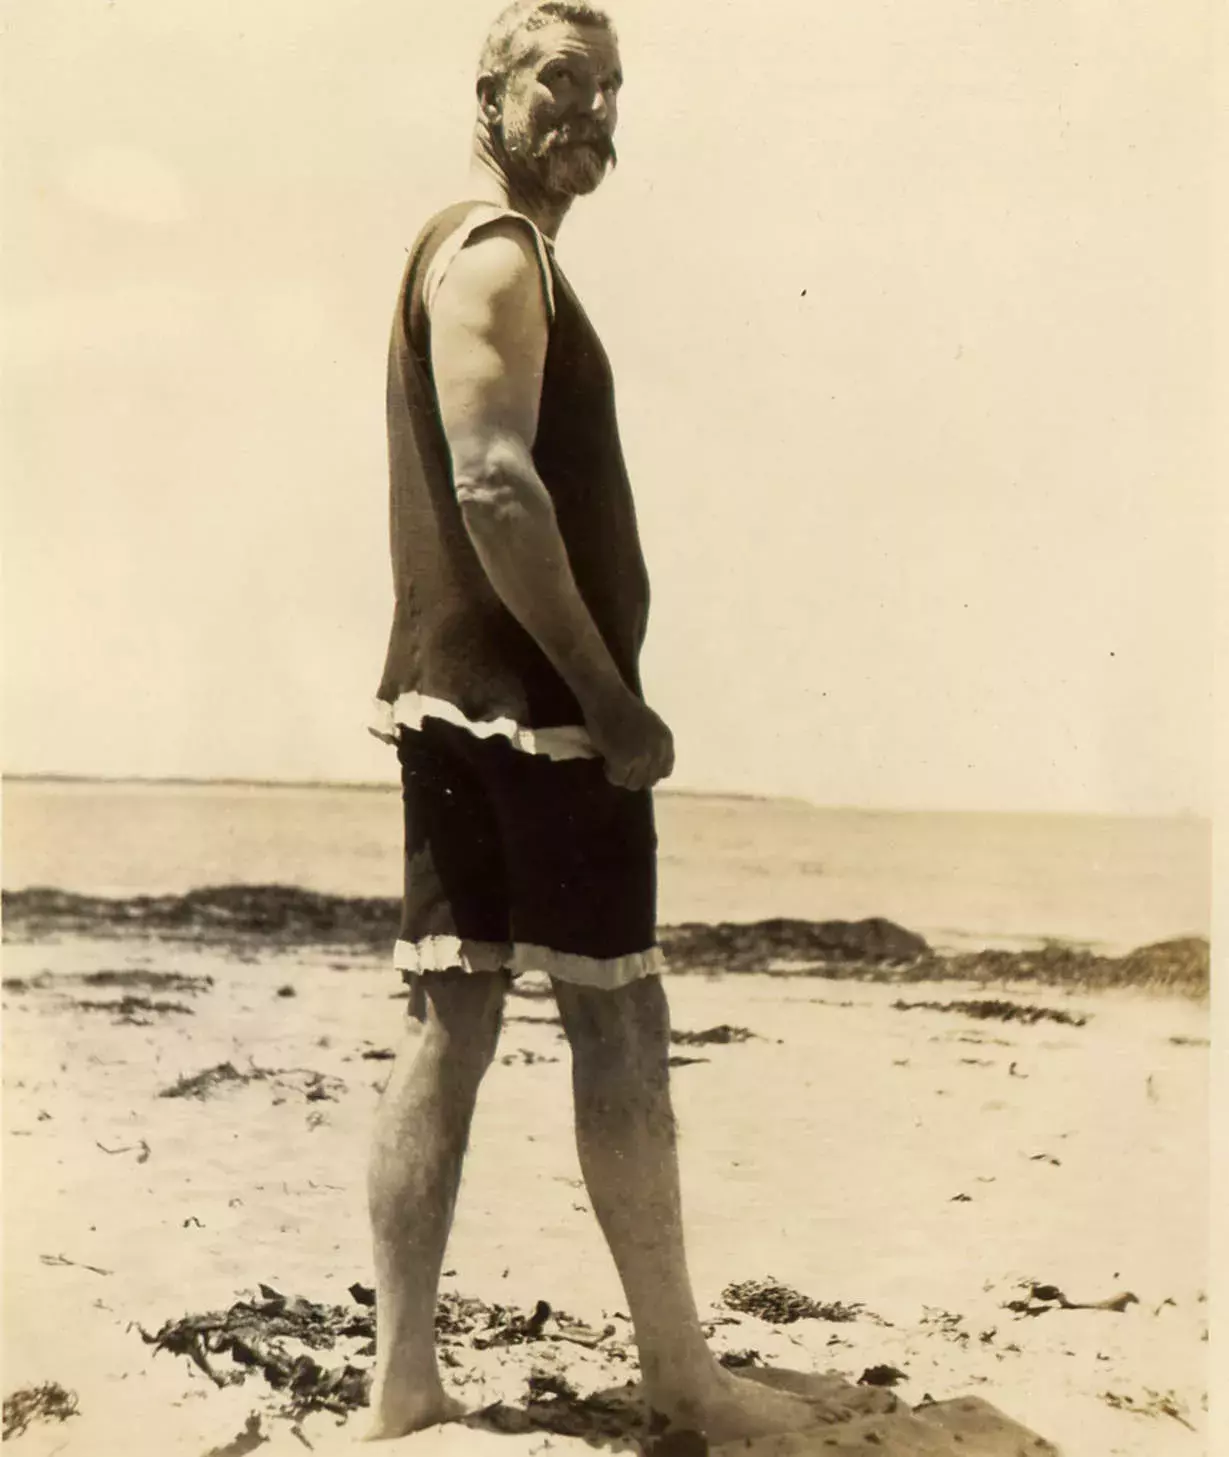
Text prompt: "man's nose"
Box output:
[[589, 85, 612, 122]]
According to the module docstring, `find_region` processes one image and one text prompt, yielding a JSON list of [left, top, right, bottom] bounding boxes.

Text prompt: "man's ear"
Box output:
[[476, 73, 502, 126]]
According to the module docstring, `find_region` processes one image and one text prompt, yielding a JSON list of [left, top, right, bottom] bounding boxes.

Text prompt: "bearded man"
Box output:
[[365, 2, 821, 1444]]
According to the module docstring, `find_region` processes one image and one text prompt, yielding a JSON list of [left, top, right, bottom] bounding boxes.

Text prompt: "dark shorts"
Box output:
[[395, 720, 661, 990]]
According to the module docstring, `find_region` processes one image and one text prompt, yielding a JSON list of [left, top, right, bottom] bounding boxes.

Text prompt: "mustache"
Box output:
[[533, 121, 617, 168]]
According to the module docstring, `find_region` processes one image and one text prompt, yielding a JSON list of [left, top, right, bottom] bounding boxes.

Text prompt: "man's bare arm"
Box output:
[[430, 222, 672, 789]]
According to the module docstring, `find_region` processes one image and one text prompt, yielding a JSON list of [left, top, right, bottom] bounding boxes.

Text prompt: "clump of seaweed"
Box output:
[[75, 994, 195, 1023], [1, 885, 401, 952], [1100, 1387, 1196, 1430], [891, 998, 1088, 1027], [721, 1278, 866, 1325], [140, 1285, 373, 1419], [3, 1381, 79, 1439], [939, 938, 1208, 997], [159, 1062, 255, 1099], [77, 968, 213, 994], [3, 968, 213, 995], [661, 917, 930, 973], [140, 1284, 629, 1426], [670, 1025, 757, 1047], [157, 1062, 345, 1103], [1005, 1281, 1139, 1317]]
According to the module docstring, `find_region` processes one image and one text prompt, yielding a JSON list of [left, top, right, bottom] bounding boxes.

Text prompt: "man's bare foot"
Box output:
[[649, 1365, 830, 1445], [360, 1388, 466, 1441], [731, 1367, 903, 1421]]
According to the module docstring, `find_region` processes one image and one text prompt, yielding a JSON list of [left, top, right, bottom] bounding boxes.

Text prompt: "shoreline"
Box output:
[[1, 885, 1210, 999]]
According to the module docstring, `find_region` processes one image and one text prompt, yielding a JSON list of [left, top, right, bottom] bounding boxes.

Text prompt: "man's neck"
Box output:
[[467, 150, 572, 242]]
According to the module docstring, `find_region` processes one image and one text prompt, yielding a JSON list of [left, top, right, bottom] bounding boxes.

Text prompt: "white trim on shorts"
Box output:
[[369, 693, 597, 762], [394, 935, 663, 990]]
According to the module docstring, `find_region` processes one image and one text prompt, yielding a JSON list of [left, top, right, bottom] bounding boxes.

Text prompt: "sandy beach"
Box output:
[[1, 885, 1209, 1457]]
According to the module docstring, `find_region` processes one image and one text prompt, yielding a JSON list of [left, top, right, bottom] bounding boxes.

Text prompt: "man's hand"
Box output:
[[582, 687, 674, 790]]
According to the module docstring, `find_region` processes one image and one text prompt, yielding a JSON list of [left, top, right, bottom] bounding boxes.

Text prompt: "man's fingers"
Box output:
[[647, 742, 673, 785], [598, 722, 674, 789], [624, 760, 650, 791], [603, 755, 651, 791], [619, 747, 674, 790]]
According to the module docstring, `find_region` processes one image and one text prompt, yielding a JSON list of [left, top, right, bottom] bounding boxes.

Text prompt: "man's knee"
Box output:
[[554, 975, 670, 1067], [420, 969, 508, 1072]]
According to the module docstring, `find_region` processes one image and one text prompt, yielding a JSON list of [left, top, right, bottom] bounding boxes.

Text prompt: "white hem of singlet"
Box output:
[[394, 937, 663, 989], [422, 204, 556, 322], [369, 693, 597, 762]]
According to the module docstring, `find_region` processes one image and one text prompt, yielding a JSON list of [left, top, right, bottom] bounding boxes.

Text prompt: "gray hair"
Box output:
[[478, 1, 616, 89]]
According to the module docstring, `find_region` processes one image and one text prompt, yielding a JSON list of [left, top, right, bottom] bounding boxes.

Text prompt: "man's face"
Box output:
[[495, 23, 622, 199]]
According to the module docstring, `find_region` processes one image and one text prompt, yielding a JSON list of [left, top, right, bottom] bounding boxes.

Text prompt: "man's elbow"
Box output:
[[455, 458, 553, 534]]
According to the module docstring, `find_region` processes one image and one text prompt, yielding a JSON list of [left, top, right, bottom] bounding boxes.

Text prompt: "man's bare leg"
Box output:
[[553, 975, 821, 1444], [364, 969, 506, 1439]]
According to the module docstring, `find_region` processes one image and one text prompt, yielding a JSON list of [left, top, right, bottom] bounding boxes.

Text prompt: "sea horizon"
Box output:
[[0, 770, 1209, 824]]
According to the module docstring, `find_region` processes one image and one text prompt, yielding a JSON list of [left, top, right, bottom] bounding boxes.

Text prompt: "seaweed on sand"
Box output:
[[660, 917, 930, 972], [2, 1381, 79, 1439], [938, 938, 1209, 997], [157, 1062, 346, 1102], [140, 1285, 374, 1418], [159, 1062, 256, 1099], [670, 1025, 757, 1046], [77, 968, 214, 994], [1, 885, 401, 952], [1005, 1281, 1139, 1316], [3, 972, 198, 1023], [661, 923, 1209, 996], [891, 998, 1088, 1027], [1100, 1388, 1197, 1430], [859, 1365, 908, 1387], [4, 968, 214, 996], [75, 994, 196, 1022], [429, 1288, 618, 1349], [721, 1279, 867, 1325], [141, 1285, 633, 1429]]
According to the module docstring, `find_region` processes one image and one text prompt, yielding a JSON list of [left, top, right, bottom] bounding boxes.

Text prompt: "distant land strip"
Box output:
[[0, 886, 1208, 998], [1, 772, 780, 803], [2, 773, 1210, 820]]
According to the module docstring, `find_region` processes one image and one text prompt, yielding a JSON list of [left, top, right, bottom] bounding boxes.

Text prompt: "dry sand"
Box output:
[[1, 934, 1208, 1456]]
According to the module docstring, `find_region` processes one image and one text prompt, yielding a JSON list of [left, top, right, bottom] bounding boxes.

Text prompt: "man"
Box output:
[[365, 2, 821, 1443]]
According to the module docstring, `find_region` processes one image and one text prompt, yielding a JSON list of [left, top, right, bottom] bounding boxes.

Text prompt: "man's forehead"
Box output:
[[513, 21, 621, 73]]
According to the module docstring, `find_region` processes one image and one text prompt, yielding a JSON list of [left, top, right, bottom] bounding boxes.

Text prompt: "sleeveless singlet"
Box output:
[[372, 202, 650, 754]]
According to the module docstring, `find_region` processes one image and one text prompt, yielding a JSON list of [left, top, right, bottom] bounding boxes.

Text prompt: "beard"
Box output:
[[502, 115, 617, 198]]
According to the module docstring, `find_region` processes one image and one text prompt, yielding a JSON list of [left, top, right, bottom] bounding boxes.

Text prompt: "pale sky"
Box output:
[[1, 0, 1217, 814]]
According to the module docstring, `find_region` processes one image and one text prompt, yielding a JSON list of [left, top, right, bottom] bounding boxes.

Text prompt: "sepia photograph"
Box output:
[[1, 2, 1216, 1454]]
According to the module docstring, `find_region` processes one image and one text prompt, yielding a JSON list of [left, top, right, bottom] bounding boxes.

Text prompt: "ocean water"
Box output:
[[0, 778, 1210, 955]]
